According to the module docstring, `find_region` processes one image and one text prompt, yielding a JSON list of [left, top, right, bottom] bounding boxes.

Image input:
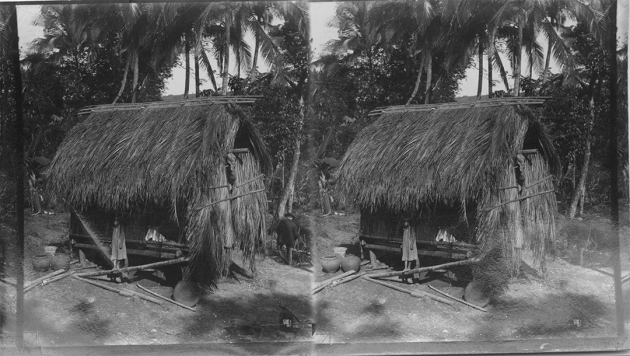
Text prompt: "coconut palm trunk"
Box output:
[[477, 33, 484, 99], [221, 12, 231, 96], [131, 53, 139, 103], [277, 133, 301, 218], [112, 55, 130, 103], [195, 51, 200, 97], [250, 30, 260, 81], [184, 34, 190, 99], [423, 54, 433, 104], [514, 14, 524, 96], [406, 55, 425, 105], [277, 97, 305, 218], [495, 48, 510, 93]]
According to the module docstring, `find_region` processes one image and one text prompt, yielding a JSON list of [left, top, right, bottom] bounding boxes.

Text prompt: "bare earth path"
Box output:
[[312, 212, 630, 344], [0, 212, 312, 347]]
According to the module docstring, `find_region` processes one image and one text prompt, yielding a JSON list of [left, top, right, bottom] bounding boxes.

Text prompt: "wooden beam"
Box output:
[[74, 243, 178, 259], [363, 276, 453, 305], [72, 275, 163, 305], [428, 284, 487, 312], [75, 257, 190, 278], [229, 148, 250, 154], [367, 257, 480, 279], [136, 284, 196, 312], [363, 243, 469, 260], [361, 234, 475, 249]]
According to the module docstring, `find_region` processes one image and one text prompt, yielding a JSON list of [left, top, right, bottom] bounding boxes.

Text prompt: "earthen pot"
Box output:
[[172, 281, 201, 307], [32, 254, 51, 272], [341, 254, 361, 272], [51, 254, 71, 271], [320, 255, 341, 273], [463, 280, 490, 308]]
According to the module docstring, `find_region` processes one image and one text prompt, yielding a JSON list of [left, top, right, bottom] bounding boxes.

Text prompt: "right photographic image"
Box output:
[[308, 0, 629, 350]]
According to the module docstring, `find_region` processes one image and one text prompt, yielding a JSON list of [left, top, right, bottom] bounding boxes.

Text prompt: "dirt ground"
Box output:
[[312, 211, 630, 344], [0, 212, 312, 347]]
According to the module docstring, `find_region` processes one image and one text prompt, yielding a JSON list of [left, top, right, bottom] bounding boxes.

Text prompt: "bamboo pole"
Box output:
[[312, 270, 355, 293], [25, 271, 75, 293], [72, 275, 163, 305], [484, 190, 555, 212], [367, 257, 480, 279], [193, 189, 265, 211], [363, 277, 453, 305], [313, 272, 364, 294], [427, 284, 487, 312], [136, 284, 196, 312], [24, 269, 65, 289], [235, 174, 264, 188], [75, 257, 190, 278]]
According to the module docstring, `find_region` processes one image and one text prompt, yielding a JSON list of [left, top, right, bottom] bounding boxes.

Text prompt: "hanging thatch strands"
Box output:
[[193, 189, 266, 211], [483, 190, 555, 212]]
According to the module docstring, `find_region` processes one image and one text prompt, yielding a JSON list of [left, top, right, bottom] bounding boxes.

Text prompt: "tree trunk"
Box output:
[[568, 96, 595, 219], [250, 28, 260, 81], [406, 55, 426, 105], [184, 35, 190, 99], [276, 98, 304, 218], [195, 51, 200, 98], [277, 134, 301, 218], [514, 14, 524, 96], [112, 54, 130, 104], [477, 33, 484, 99], [222, 12, 232, 96], [201, 48, 218, 92], [542, 24, 553, 84], [424, 54, 433, 104], [495, 48, 510, 93], [488, 26, 496, 98], [131, 53, 139, 103]]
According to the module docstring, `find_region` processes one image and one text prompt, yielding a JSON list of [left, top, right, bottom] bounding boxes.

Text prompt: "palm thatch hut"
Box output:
[[46, 97, 271, 287], [337, 98, 561, 286]]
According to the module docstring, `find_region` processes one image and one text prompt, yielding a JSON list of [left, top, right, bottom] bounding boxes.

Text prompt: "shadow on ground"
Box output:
[[471, 291, 610, 340], [178, 291, 312, 343], [315, 294, 404, 342]]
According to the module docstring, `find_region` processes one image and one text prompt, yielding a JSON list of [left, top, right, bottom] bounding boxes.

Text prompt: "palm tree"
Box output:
[[368, 0, 448, 104]]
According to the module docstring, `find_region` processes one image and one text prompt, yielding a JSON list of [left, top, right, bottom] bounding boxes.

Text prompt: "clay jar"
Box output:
[[173, 281, 201, 307], [320, 255, 341, 273], [340, 254, 361, 273], [32, 254, 51, 272], [51, 254, 71, 271]]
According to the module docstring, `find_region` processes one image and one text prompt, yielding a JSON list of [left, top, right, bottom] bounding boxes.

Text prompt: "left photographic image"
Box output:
[[0, 2, 313, 348]]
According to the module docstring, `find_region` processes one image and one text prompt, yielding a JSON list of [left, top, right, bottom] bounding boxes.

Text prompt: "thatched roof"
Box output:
[[47, 98, 271, 212], [337, 99, 560, 212]]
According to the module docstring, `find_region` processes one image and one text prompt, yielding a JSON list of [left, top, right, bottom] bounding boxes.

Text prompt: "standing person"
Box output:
[[276, 213, 299, 266], [111, 217, 129, 281], [401, 219, 419, 273]]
